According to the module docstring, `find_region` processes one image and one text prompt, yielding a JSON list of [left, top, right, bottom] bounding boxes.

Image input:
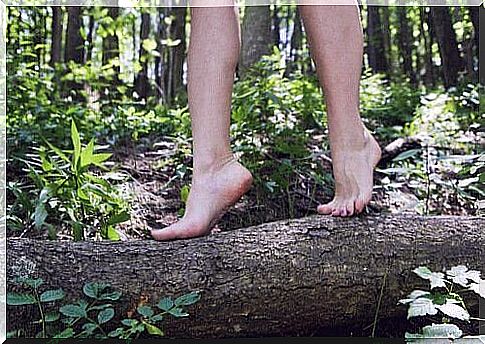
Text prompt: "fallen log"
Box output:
[[7, 214, 484, 338]]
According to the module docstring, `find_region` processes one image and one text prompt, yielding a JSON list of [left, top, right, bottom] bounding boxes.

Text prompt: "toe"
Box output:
[[340, 206, 348, 217], [354, 196, 365, 214], [317, 201, 335, 215], [151, 220, 206, 241], [346, 201, 355, 217], [151, 226, 179, 241], [331, 203, 342, 216]]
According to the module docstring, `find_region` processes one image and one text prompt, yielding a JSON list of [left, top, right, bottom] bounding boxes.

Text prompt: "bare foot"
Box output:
[[317, 128, 381, 217], [151, 157, 253, 241]]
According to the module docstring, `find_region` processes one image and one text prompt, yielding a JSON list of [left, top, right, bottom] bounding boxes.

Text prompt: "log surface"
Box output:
[[7, 214, 484, 338]]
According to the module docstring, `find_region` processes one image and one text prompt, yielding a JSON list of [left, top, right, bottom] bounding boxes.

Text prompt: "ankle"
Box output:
[[193, 152, 236, 176], [330, 125, 368, 152]]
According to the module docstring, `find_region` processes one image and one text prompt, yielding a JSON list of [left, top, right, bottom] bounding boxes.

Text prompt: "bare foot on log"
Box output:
[[151, 157, 253, 241], [318, 128, 382, 217]]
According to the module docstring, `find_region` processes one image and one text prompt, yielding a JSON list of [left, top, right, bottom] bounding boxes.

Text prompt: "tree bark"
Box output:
[[64, 6, 85, 99], [101, 6, 121, 97], [420, 7, 435, 87], [101, 7, 120, 68], [239, 5, 272, 76], [166, 7, 187, 105], [50, 6, 63, 67], [7, 214, 484, 338], [135, 12, 151, 100], [396, 7, 416, 84], [286, 8, 303, 76], [366, 6, 388, 74], [64, 6, 84, 64], [429, 7, 463, 88], [469, 6, 478, 50]]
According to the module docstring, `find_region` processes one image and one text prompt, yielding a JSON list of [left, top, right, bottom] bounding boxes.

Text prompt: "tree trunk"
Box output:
[[167, 7, 187, 105], [381, 7, 392, 74], [239, 5, 272, 76], [64, 6, 84, 64], [7, 215, 484, 338], [396, 7, 415, 84], [85, 13, 95, 63], [272, 6, 280, 48], [429, 7, 463, 88], [420, 7, 435, 87], [135, 12, 151, 100], [64, 6, 84, 99], [50, 6, 63, 67], [366, 6, 388, 74], [285, 8, 302, 76], [102, 6, 120, 91], [469, 6, 478, 50]]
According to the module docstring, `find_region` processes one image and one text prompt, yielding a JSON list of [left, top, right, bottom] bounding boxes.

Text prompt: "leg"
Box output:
[[151, 4, 253, 241], [299, 4, 381, 216]]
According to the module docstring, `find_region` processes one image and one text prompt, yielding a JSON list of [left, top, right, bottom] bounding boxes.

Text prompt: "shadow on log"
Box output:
[[7, 214, 484, 338]]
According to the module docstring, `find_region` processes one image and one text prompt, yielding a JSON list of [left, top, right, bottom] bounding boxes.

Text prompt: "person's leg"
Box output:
[[299, 4, 381, 217], [151, 3, 253, 241]]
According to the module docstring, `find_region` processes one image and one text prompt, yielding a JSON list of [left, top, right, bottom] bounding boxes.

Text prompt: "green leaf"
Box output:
[[392, 149, 420, 162], [82, 323, 97, 335], [422, 324, 462, 339], [91, 153, 112, 166], [469, 280, 485, 298], [407, 297, 438, 319], [413, 267, 446, 289], [18, 277, 44, 289], [7, 293, 36, 305], [398, 290, 430, 304], [72, 222, 84, 241], [143, 321, 164, 336], [106, 226, 121, 241], [40, 289, 65, 303], [108, 211, 130, 226], [43, 140, 70, 163], [121, 318, 138, 327], [44, 311, 60, 323], [80, 139, 95, 168], [157, 297, 174, 311], [446, 265, 481, 287], [83, 282, 110, 299], [137, 305, 154, 318], [108, 327, 124, 337], [59, 304, 87, 318], [436, 300, 470, 321], [34, 202, 48, 229], [71, 120, 81, 171], [98, 308, 115, 324], [53, 328, 75, 338], [174, 291, 200, 306], [168, 307, 189, 317], [99, 291, 122, 301], [180, 185, 189, 204], [150, 314, 164, 322]]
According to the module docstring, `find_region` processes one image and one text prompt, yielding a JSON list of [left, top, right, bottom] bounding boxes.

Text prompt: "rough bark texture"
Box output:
[[429, 7, 463, 88], [7, 214, 484, 338], [50, 6, 63, 67], [397, 7, 416, 84], [135, 12, 151, 100], [239, 5, 272, 76], [367, 6, 388, 74], [64, 7, 84, 64]]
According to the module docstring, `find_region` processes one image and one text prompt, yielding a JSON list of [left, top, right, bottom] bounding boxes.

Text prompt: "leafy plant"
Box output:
[[399, 265, 484, 341], [20, 119, 131, 240], [7, 278, 201, 339]]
